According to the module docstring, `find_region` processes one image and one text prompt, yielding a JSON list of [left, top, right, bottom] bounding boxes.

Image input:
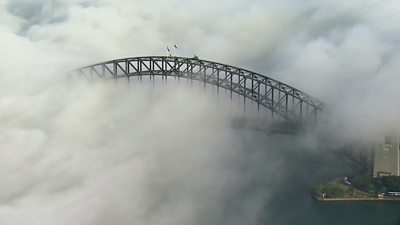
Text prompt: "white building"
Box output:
[[373, 136, 400, 177]]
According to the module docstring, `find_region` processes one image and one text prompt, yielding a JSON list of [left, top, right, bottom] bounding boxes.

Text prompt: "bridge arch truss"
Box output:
[[76, 56, 323, 125]]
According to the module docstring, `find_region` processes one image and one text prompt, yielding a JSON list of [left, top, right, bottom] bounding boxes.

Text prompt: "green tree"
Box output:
[[353, 175, 376, 193], [316, 183, 347, 198], [381, 176, 400, 192]]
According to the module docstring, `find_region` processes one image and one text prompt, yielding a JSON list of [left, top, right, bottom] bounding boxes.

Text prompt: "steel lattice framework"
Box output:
[[76, 56, 323, 124]]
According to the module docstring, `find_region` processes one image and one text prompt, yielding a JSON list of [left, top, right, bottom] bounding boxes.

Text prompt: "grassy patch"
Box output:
[[314, 179, 372, 198]]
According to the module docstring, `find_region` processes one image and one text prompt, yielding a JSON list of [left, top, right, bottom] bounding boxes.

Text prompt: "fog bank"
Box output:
[[1, 0, 400, 224]]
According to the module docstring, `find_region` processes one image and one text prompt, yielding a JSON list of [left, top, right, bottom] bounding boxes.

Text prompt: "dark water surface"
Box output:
[[237, 131, 400, 225]]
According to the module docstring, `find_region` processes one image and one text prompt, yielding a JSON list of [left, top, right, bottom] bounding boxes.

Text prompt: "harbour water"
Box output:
[[237, 131, 400, 225]]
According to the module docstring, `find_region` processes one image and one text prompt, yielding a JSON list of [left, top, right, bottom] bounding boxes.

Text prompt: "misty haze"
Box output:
[[1, 1, 400, 225]]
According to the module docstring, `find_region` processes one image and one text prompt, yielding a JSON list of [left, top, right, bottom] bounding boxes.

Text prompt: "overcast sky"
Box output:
[[0, 0, 400, 224], [2, 0, 400, 139]]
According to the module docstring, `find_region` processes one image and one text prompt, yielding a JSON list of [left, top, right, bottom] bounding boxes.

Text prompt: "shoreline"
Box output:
[[314, 196, 400, 202], [313, 177, 400, 202]]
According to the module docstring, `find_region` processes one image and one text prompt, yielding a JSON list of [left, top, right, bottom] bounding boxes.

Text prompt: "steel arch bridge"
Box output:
[[76, 56, 323, 126]]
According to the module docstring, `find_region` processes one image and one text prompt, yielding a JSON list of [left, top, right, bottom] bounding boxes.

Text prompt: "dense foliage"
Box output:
[[353, 175, 382, 193], [314, 176, 400, 199], [352, 175, 400, 194], [314, 182, 348, 198], [381, 176, 400, 192]]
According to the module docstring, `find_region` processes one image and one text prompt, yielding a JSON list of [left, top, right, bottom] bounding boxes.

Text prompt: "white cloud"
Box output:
[[1, 0, 400, 224]]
